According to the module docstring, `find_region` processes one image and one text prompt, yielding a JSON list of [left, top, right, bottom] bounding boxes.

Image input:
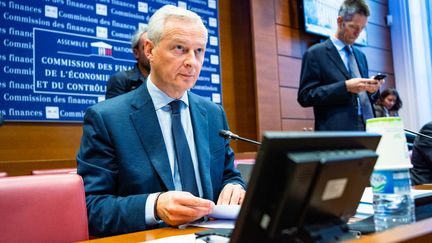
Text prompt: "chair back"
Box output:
[[32, 168, 77, 175], [235, 159, 255, 183], [0, 174, 89, 243]]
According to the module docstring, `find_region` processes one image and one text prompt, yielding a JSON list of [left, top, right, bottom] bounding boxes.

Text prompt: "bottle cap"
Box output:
[[366, 117, 412, 170]]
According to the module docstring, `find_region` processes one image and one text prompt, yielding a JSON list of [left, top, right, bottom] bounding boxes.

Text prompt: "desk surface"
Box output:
[[78, 227, 206, 243], [347, 217, 432, 243], [79, 185, 432, 243]]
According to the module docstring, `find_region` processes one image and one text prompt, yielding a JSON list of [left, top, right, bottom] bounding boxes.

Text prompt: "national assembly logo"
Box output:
[[90, 42, 112, 56]]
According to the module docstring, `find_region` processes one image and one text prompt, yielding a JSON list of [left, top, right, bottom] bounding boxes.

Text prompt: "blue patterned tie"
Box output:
[[344, 46, 374, 122], [170, 100, 199, 196]]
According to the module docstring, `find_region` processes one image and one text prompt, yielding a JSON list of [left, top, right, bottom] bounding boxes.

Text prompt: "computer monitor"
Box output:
[[230, 131, 381, 243]]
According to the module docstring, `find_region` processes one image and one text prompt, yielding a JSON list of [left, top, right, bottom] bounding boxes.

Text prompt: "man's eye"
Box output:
[[175, 45, 184, 51], [196, 48, 204, 54]]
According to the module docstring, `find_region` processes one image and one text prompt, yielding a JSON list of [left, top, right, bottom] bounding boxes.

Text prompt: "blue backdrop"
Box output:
[[0, 0, 221, 122]]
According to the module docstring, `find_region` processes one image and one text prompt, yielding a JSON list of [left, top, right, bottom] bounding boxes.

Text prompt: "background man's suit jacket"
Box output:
[[105, 64, 145, 99], [298, 38, 379, 131], [411, 121, 432, 185], [77, 84, 245, 236]]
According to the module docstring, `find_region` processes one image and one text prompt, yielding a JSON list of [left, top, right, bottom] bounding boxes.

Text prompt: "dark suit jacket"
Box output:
[[297, 38, 379, 131], [77, 84, 245, 236], [410, 122, 432, 185], [105, 64, 146, 99]]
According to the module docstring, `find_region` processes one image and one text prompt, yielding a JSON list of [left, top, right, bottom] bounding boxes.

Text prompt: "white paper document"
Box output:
[[189, 205, 240, 229], [190, 219, 236, 229], [355, 203, 374, 219], [207, 205, 240, 220]]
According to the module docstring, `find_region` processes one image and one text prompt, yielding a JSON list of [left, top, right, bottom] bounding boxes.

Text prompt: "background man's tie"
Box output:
[[170, 100, 199, 196], [345, 46, 374, 122]]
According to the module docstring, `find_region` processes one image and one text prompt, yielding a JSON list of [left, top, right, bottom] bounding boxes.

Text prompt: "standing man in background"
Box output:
[[105, 27, 150, 99], [297, 0, 385, 131], [410, 121, 432, 185], [78, 5, 246, 237]]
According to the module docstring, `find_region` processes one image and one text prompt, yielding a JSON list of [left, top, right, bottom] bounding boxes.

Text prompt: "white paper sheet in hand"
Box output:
[[207, 205, 240, 220]]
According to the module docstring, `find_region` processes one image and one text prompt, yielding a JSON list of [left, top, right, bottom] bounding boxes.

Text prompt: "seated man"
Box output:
[[77, 5, 246, 237], [410, 121, 432, 185]]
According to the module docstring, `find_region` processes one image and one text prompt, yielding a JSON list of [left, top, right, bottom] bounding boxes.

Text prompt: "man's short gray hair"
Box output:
[[131, 26, 148, 49], [338, 0, 370, 21], [147, 5, 208, 46]]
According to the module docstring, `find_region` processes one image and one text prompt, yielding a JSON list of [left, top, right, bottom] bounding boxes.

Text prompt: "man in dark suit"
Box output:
[[77, 5, 246, 237], [298, 0, 384, 131], [105, 27, 150, 99], [410, 121, 432, 185]]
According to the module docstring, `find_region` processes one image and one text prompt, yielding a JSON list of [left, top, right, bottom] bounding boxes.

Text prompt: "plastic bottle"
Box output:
[[370, 169, 415, 232]]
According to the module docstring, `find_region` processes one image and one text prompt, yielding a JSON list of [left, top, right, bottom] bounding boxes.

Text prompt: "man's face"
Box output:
[[145, 17, 207, 98], [133, 32, 150, 73], [337, 13, 367, 45]]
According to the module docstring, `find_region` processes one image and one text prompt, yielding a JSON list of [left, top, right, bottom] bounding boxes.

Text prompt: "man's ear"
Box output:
[[336, 16, 344, 27], [144, 39, 155, 62]]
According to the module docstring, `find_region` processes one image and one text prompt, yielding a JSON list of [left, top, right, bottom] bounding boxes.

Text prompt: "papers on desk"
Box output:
[[355, 187, 432, 218], [190, 219, 236, 229], [207, 205, 240, 220], [189, 205, 240, 229], [161, 204, 237, 230]]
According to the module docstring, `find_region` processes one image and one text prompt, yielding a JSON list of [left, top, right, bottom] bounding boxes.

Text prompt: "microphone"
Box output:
[[404, 128, 432, 140], [219, 130, 261, 145]]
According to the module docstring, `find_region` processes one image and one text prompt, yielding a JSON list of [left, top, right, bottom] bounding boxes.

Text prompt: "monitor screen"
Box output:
[[301, 0, 368, 46], [230, 131, 380, 243]]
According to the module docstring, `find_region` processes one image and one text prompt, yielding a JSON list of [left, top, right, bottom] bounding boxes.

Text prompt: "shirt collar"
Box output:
[[330, 35, 350, 52], [146, 76, 189, 111]]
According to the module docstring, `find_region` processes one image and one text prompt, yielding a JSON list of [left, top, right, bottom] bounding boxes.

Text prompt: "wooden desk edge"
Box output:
[[77, 227, 207, 243]]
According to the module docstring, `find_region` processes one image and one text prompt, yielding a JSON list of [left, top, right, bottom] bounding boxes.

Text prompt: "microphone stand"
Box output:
[[219, 130, 261, 145], [233, 136, 261, 145]]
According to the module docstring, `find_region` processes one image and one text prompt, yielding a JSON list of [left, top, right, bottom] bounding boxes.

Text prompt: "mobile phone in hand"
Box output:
[[373, 73, 387, 80]]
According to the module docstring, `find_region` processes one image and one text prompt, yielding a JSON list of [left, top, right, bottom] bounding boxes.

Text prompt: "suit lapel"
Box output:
[[188, 93, 213, 200], [352, 47, 368, 78], [325, 39, 351, 79], [129, 86, 175, 191]]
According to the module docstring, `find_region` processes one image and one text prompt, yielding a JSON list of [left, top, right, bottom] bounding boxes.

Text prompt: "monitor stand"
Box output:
[[302, 220, 359, 243]]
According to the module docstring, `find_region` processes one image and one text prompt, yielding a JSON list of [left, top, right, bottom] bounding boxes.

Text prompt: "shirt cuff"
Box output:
[[145, 192, 161, 226]]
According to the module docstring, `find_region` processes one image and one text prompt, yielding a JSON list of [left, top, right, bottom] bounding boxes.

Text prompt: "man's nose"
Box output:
[[184, 50, 198, 67]]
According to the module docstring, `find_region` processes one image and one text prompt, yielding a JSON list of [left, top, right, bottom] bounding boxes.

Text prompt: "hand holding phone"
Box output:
[[373, 73, 387, 80]]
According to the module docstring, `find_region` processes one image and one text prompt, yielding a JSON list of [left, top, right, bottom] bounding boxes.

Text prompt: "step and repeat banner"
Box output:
[[0, 0, 221, 122]]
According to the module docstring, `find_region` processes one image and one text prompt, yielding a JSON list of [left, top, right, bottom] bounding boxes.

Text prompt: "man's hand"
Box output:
[[156, 191, 214, 226], [217, 183, 246, 205], [345, 78, 384, 94]]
